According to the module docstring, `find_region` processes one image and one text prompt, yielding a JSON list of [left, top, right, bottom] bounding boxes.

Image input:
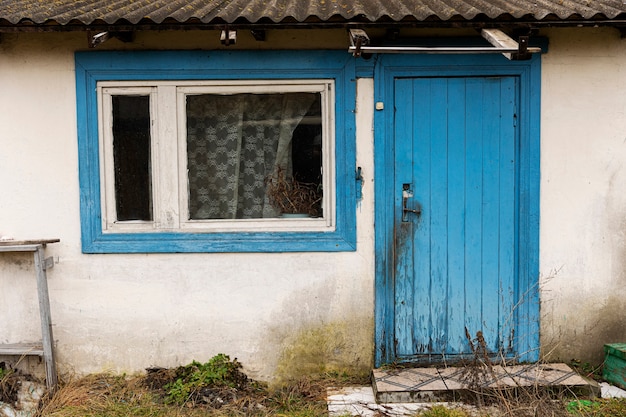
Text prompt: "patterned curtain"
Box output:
[[186, 93, 315, 219]]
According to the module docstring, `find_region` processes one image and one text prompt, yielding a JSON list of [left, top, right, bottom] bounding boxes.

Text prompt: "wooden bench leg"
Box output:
[[34, 246, 58, 392]]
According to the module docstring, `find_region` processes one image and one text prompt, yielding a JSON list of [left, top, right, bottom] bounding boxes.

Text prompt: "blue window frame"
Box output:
[[75, 51, 357, 253]]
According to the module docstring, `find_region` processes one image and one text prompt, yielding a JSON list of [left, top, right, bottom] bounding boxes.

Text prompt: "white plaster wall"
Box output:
[[540, 27, 626, 363], [0, 32, 375, 380]]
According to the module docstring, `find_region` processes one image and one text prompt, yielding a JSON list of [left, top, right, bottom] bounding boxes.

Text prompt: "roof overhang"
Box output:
[[2, 13, 626, 33], [1, 0, 624, 33]]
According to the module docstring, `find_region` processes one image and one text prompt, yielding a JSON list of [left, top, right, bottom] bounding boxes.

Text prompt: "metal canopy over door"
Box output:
[[395, 76, 517, 362], [374, 54, 541, 367]]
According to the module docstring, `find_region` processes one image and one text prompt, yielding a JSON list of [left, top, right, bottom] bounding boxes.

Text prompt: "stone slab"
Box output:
[[372, 363, 600, 403]]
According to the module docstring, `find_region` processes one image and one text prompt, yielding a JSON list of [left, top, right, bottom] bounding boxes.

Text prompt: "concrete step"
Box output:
[[372, 363, 599, 403]]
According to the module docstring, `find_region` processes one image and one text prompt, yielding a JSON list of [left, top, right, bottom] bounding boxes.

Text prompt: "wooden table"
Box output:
[[0, 239, 59, 391]]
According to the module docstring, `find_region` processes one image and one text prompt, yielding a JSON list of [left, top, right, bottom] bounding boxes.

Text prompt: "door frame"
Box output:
[[373, 53, 542, 367]]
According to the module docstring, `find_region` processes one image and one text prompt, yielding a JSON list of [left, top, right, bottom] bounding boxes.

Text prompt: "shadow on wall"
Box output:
[[542, 295, 626, 366]]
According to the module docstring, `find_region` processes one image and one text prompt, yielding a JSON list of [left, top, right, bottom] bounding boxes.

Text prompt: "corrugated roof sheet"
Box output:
[[0, 0, 625, 27]]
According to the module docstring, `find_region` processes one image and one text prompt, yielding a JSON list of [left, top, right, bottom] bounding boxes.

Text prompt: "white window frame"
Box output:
[[98, 80, 336, 234]]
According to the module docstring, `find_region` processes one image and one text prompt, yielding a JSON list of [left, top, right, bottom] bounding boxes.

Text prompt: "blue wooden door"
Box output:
[[393, 76, 519, 362]]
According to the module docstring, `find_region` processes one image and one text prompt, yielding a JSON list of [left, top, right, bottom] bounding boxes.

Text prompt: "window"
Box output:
[[100, 81, 332, 233], [76, 51, 356, 252]]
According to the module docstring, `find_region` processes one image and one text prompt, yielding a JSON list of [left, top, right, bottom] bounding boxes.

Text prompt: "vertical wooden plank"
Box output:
[[427, 78, 450, 354], [411, 78, 434, 355], [394, 78, 415, 356], [478, 78, 504, 352], [463, 78, 485, 350], [445, 78, 468, 354], [497, 77, 518, 355]]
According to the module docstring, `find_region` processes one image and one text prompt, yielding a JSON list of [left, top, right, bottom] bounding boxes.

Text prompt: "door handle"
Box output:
[[402, 183, 421, 222]]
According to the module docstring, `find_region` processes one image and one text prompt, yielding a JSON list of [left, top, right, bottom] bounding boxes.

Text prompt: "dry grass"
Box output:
[[38, 369, 626, 417], [458, 330, 586, 417], [34, 371, 364, 417], [37, 373, 191, 417], [10, 354, 626, 417], [265, 166, 322, 216]]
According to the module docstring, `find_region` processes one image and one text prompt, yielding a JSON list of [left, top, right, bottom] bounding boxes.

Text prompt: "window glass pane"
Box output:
[[186, 92, 322, 220], [112, 95, 153, 221]]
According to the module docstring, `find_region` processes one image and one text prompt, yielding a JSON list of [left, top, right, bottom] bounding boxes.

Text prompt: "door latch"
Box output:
[[355, 167, 363, 201], [402, 183, 421, 222]]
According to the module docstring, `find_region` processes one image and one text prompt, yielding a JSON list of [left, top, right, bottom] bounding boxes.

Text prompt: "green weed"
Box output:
[[567, 398, 626, 417], [163, 354, 247, 405], [570, 360, 603, 381], [419, 405, 471, 417]]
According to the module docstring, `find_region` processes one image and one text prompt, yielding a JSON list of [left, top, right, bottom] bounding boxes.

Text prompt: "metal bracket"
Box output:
[[43, 256, 54, 270], [88, 31, 135, 48], [349, 29, 370, 58], [89, 31, 110, 48], [481, 29, 533, 60], [220, 29, 237, 46], [251, 29, 266, 41]]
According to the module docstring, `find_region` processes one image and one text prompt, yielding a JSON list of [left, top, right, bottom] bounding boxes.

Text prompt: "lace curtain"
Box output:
[[186, 93, 315, 219]]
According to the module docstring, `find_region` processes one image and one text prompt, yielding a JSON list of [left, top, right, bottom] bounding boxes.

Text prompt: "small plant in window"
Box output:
[[265, 167, 322, 217]]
